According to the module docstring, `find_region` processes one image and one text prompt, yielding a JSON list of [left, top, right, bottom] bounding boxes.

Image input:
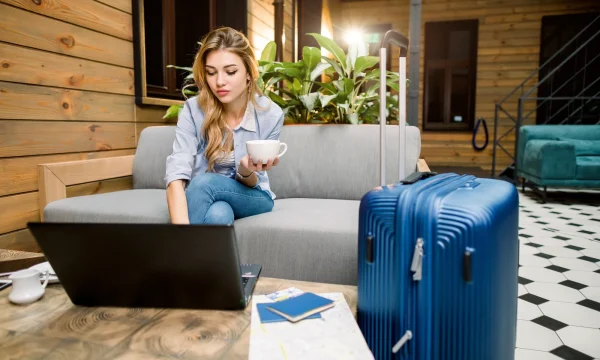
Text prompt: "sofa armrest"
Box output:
[[38, 155, 134, 220], [417, 159, 430, 172], [520, 140, 576, 180]]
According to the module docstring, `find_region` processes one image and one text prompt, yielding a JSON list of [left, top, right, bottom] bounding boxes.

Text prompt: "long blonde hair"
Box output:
[[192, 27, 262, 171]]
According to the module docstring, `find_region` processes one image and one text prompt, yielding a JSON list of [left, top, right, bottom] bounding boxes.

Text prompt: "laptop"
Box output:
[[27, 222, 261, 310]]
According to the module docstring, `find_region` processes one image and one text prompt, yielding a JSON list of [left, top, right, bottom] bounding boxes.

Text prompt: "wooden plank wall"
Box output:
[[340, 0, 600, 172], [248, 0, 293, 61], [0, 0, 137, 251]]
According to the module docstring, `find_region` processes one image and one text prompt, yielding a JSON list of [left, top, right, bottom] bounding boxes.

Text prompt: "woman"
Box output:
[[165, 27, 284, 225]]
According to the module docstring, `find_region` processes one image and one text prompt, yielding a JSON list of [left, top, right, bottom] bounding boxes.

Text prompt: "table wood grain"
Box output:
[[0, 277, 358, 359]]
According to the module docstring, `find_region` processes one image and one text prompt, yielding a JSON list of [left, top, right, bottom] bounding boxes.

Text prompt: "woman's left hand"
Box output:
[[239, 154, 279, 173]]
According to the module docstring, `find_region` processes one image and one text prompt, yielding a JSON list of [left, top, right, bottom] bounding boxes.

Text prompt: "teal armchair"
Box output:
[[517, 125, 600, 202]]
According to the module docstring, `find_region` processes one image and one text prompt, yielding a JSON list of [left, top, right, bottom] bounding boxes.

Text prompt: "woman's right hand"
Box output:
[[166, 180, 190, 224]]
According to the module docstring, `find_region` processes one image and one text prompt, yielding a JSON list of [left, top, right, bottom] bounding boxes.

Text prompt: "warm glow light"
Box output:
[[344, 29, 364, 44]]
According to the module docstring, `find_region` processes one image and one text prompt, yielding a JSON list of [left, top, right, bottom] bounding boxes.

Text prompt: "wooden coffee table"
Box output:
[[0, 277, 358, 359]]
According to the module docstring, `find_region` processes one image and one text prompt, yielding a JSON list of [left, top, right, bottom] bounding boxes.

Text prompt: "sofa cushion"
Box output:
[[234, 198, 360, 285], [269, 124, 421, 200], [576, 156, 600, 180], [558, 138, 600, 156], [521, 140, 576, 179], [133, 126, 176, 190], [44, 190, 170, 223]]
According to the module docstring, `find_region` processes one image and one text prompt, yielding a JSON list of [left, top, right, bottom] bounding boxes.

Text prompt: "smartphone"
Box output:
[[0, 280, 11, 291]]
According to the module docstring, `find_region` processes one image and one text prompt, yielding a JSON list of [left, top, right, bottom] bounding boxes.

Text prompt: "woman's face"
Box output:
[[204, 49, 249, 105]]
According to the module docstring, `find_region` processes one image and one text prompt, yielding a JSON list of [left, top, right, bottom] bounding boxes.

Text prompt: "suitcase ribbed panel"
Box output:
[[358, 187, 399, 358], [358, 175, 519, 360]]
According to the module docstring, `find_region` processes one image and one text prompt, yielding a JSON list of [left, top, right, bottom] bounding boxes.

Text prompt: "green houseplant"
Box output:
[[163, 34, 404, 124]]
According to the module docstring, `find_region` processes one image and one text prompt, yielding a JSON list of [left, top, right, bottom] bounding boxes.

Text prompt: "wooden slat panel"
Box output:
[[66, 176, 132, 198], [0, 43, 134, 95], [0, 121, 136, 158], [0, 192, 39, 234], [1, 0, 132, 41], [0, 4, 133, 68], [46, 155, 134, 186], [0, 149, 135, 197], [95, 0, 132, 14], [0, 229, 39, 253], [135, 105, 175, 123], [0, 82, 134, 122], [338, 0, 600, 170]]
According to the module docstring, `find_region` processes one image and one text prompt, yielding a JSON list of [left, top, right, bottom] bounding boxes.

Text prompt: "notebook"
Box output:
[[256, 303, 321, 323], [265, 292, 335, 323]]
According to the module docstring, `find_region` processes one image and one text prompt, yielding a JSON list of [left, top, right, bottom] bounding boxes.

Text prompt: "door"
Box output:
[[423, 20, 478, 131]]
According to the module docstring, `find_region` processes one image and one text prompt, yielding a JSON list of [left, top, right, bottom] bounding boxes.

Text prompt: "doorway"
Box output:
[[423, 19, 478, 131]]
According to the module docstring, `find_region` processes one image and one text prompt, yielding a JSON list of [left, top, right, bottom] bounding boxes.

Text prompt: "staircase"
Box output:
[[491, 13, 600, 183]]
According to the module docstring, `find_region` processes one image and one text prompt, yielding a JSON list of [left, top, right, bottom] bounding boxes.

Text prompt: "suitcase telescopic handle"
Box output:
[[379, 30, 409, 187]]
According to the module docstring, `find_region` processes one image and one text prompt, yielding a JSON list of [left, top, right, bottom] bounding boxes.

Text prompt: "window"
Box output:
[[423, 20, 478, 131], [133, 0, 247, 104]]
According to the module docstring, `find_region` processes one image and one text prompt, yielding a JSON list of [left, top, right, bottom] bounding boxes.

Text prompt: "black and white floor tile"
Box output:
[[515, 188, 600, 360]]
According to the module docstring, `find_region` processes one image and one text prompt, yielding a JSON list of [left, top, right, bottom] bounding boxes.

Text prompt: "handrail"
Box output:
[[558, 90, 600, 125], [521, 52, 600, 120], [522, 26, 600, 99], [496, 14, 600, 105], [544, 76, 600, 123], [492, 14, 600, 180]]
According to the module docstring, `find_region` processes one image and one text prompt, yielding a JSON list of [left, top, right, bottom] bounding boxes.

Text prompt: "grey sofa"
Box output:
[[43, 124, 422, 285]]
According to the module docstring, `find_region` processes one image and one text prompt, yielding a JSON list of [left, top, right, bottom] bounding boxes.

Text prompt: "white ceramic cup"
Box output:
[[246, 140, 288, 164], [8, 268, 49, 305]]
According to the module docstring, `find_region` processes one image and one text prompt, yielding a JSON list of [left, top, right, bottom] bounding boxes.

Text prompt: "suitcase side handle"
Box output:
[[379, 30, 409, 187]]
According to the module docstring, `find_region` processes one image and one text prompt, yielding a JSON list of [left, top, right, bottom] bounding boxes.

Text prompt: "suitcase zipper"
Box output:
[[411, 238, 424, 281]]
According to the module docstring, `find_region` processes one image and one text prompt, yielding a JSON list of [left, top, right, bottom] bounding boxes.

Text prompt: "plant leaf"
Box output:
[[302, 46, 322, 72], [293, 78, 302, 93], [347, 113, 359, 124], [354, 56, 380, 76], [268, 92, 287, 107], [275, 65, 303, 78], [308, 33, 346, 71], [310, 62, 331, 81], [260, 41, 277, 62], [314, 81, 337, 94], [319, 93, 337, 108], [163, 104, 182, 120], [299, 92, 319, 112], [322, 57, 344, 78]]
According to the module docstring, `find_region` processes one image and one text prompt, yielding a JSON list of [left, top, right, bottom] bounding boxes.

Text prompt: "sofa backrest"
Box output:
[[269, 124, 421, 200], [133, 124, 422, 201], [518, 125, 600, 167], [133, 126, 176, 190]]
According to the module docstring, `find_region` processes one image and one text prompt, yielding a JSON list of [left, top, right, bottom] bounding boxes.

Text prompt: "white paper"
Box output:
[[249, 292, 375, 360]]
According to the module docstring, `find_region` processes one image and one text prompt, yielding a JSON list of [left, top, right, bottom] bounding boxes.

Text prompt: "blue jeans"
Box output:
[[185, 173, 274, 224]]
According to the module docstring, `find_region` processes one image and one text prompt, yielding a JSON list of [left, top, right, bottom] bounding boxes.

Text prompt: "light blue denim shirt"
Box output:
[[165, 94, 284, 199]]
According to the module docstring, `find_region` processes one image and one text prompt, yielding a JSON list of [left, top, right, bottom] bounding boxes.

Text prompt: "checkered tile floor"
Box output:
[[515, 188, 600, 360]]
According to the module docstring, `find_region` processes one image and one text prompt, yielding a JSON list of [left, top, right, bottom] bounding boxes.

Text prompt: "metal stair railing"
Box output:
[[491, 14, 600, 181]]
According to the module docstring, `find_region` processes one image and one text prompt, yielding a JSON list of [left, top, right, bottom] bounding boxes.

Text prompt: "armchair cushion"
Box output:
[[44, 189, 170, 223], [576, 156, 600, 180], [558, 138, 600, 156], [522, 140, 576, 179], [234, 198, 360, 285]]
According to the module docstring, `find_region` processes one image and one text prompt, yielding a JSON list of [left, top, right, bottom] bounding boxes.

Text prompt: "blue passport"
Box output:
[[265, 292, 335, 323], [257, 303, 321, 323]]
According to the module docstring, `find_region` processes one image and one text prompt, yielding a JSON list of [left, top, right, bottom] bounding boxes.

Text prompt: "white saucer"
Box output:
[[29, 262, 59, 284]]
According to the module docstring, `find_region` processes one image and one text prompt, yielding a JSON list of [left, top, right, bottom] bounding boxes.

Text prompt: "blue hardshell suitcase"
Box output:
[[357, 31, 519, 360]]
